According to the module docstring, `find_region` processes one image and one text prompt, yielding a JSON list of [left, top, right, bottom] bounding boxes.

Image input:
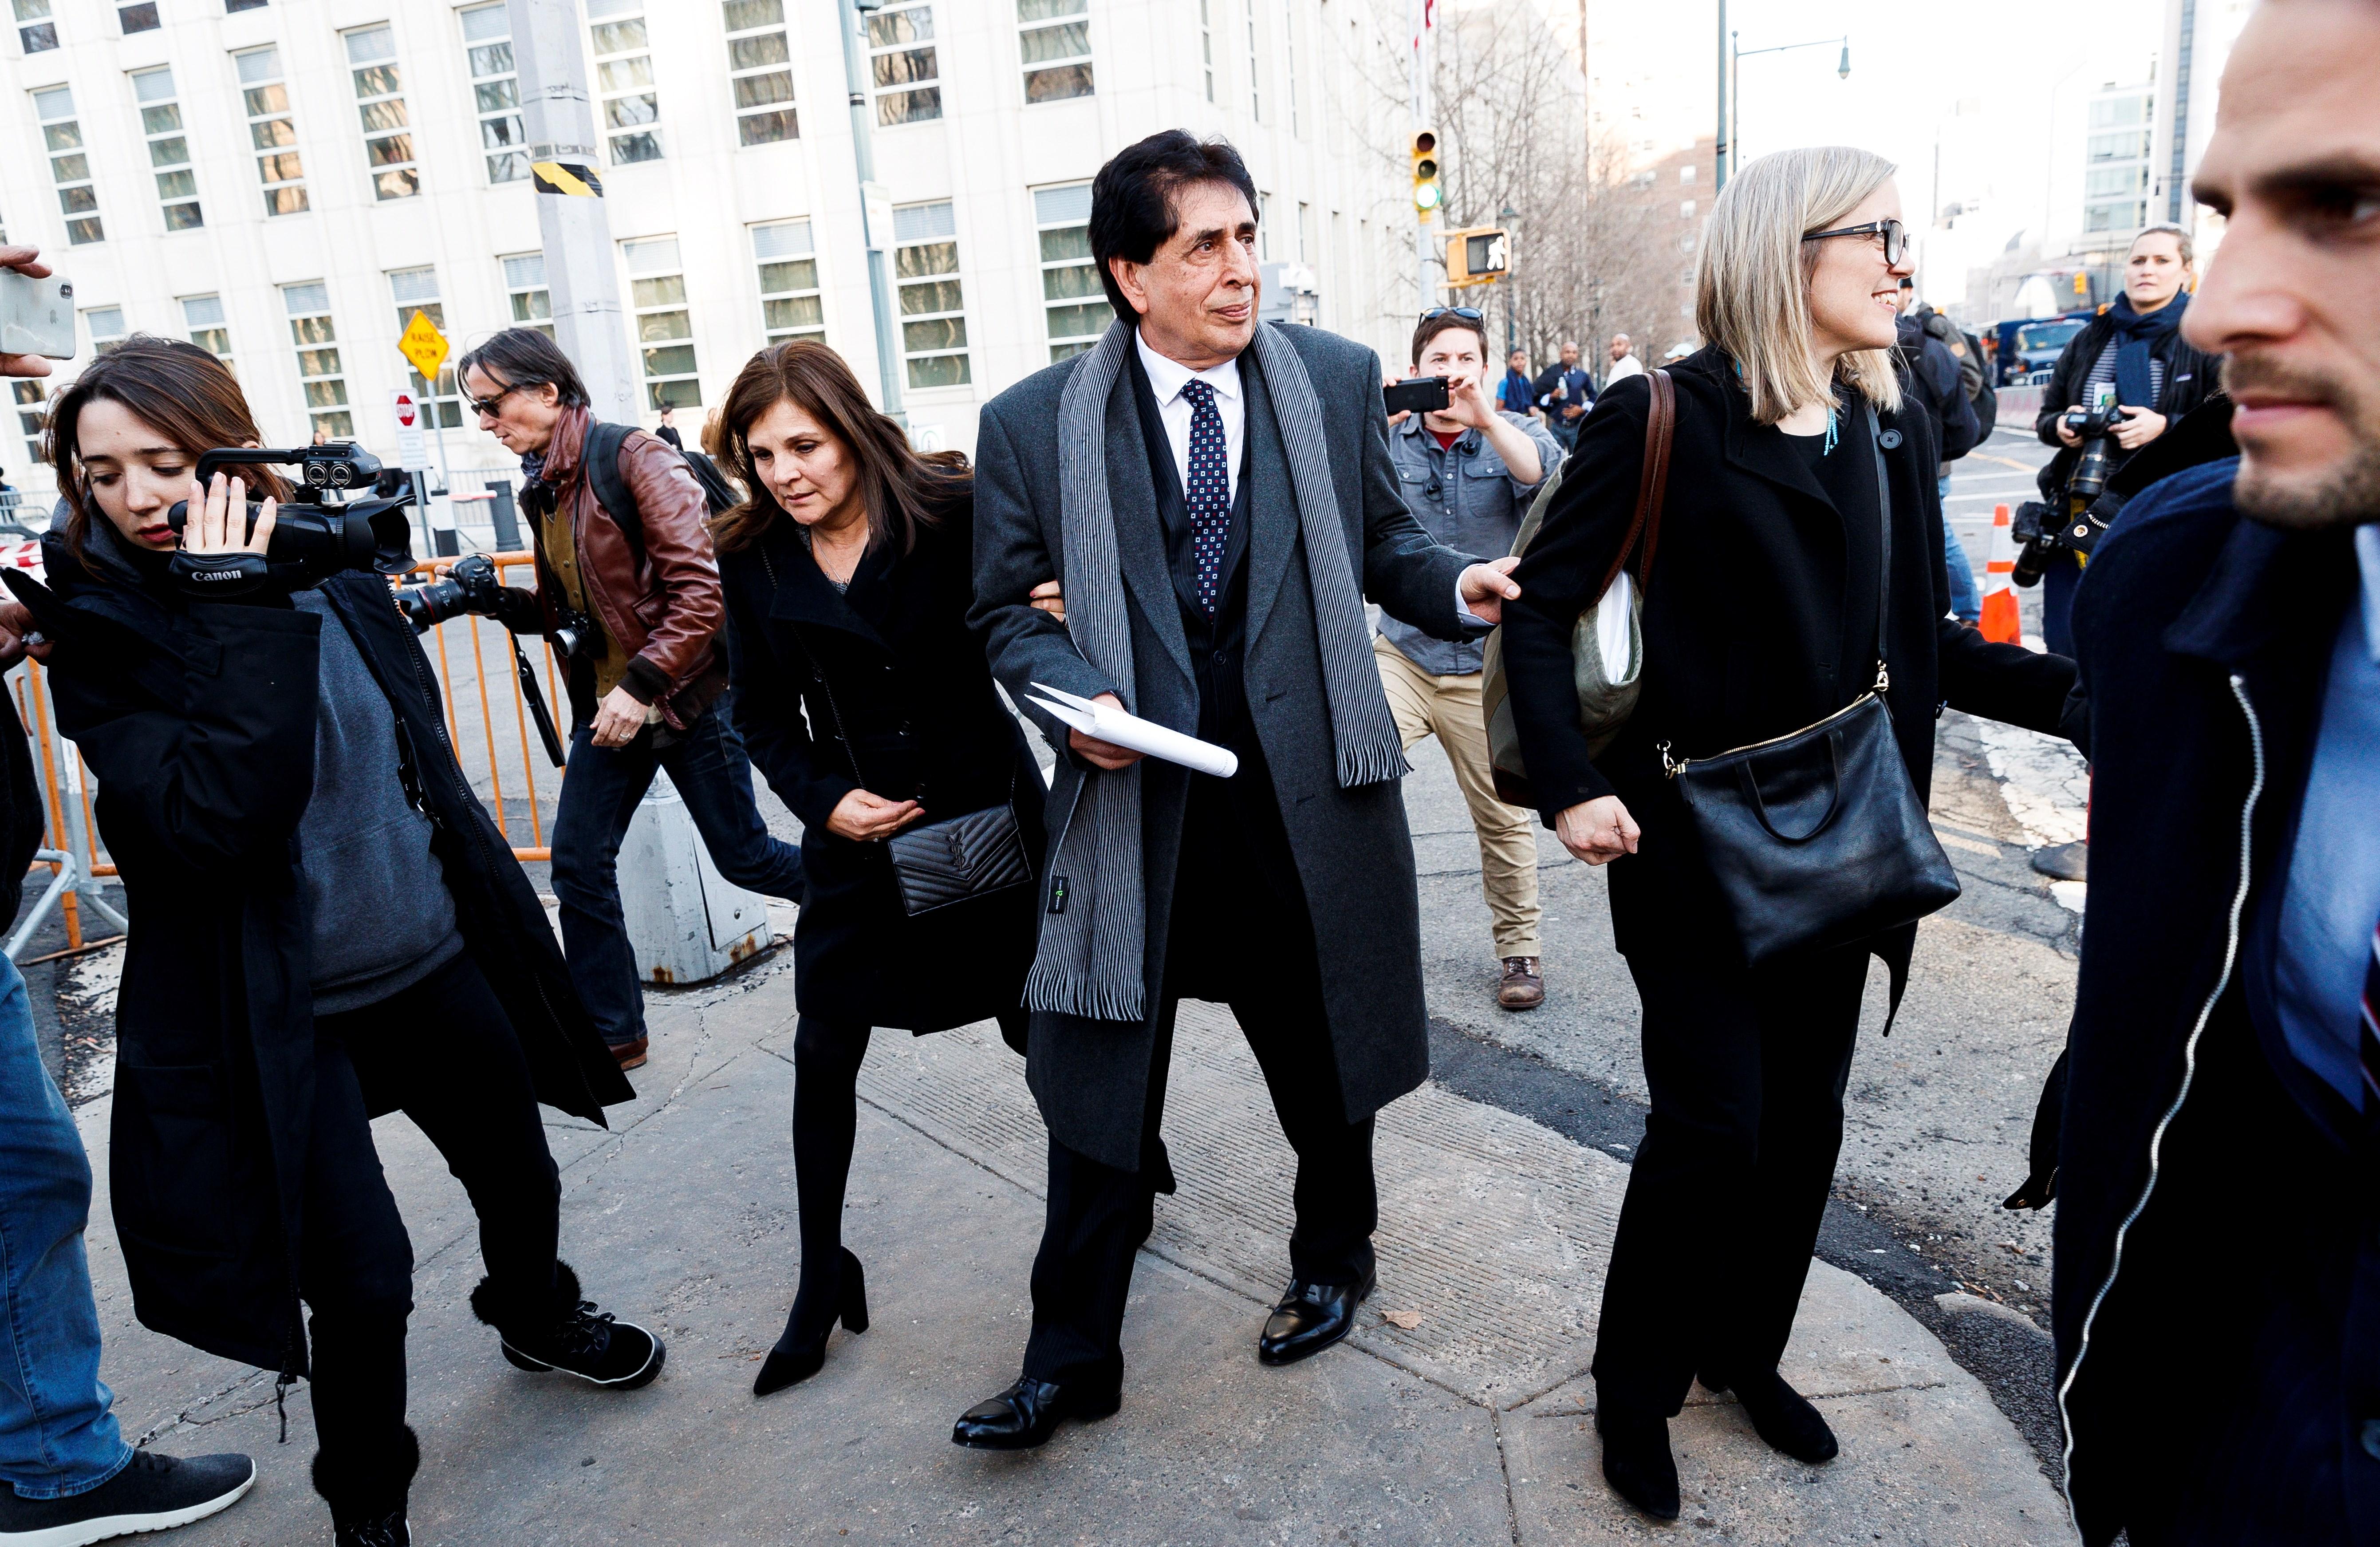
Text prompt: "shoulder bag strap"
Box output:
[[1865, 401, 1892, 687], [1594, 367, 1676, 600]]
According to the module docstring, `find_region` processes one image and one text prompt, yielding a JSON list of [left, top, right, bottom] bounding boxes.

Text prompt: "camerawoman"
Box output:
[[28, 337, 659, 1547]]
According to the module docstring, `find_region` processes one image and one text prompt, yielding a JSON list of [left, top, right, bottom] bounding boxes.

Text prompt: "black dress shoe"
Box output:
[[1595, 1409, 1681, 1521], [755, 1248, 869, 1397], [1257, 1267, 1377, 1366], [950, 1377, 1120, 1450], [1706, 1368, 1838, 1463]]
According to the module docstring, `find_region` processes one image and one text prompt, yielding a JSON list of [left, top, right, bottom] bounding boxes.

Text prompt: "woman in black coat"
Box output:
[[32, 340, 650, 1543], [711, 341, 1045, 1396], [1502, 149, 2082, 1519]]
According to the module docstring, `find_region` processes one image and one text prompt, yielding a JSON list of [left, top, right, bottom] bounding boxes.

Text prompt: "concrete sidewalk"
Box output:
[[74, 943, 2069, 1545]]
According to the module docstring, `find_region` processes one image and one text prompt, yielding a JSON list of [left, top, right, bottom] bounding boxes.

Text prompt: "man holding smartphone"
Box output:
[[1380, 307, 1563, 1010]]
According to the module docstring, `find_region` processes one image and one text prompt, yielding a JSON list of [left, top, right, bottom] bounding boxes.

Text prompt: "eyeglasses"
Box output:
[[1802, 217, 1908, 267], [468, 382, 523, 418], [1418, 306, 1485, 323]]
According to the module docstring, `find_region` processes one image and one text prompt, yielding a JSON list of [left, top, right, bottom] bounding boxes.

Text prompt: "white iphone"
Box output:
[[0, 271, 76, 360]]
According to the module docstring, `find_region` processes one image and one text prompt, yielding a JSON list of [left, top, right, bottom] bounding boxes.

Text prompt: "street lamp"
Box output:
[[1499, 202, 1520, 354], [1715, 29, 1851, 189]]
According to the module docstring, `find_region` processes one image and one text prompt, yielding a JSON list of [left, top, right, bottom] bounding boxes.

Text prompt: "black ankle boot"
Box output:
[[755, 1247, 868, 1397], [475, 1262, 666, 1391], [315, 1426, 418, 1547], [1714, 1368, 1838, 1463], [1594, 1409, 1680, 1521]]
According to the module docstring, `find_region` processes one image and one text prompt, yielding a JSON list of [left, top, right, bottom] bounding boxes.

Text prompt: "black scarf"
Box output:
[[2106, 291, 2188, 410]]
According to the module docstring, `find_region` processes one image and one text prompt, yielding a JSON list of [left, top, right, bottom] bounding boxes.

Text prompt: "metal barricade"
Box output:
[[5, 552, 568, 960]]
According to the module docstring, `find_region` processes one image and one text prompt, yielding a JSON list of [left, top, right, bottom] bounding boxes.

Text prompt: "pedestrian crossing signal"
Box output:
[[1445, 227, 1510, 288], [1411, 130, 1442, 219]]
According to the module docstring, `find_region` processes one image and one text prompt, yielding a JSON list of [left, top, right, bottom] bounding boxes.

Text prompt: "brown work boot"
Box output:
[[1497, 957, 1545, 1011], [610, 1036, 649, 1072]]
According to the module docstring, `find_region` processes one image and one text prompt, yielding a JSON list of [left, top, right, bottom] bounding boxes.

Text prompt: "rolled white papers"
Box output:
[[1025, 683, 1240, 779]]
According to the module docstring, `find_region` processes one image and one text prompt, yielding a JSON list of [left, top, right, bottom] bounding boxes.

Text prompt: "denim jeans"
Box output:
[[0, 956, 132, 1500], [549, 699, 806, 1046], [1938, 475, 1981, 624]]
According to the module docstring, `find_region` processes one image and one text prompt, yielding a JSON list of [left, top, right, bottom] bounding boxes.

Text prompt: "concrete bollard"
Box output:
[[617, 771, 772, 984]]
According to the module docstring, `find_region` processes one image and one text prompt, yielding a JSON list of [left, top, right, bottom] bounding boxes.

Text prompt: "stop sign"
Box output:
[[395, 392, 419, 428]]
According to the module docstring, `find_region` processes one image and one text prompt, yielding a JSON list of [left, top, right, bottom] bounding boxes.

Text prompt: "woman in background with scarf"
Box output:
[[2032, 222, 2220, 652]]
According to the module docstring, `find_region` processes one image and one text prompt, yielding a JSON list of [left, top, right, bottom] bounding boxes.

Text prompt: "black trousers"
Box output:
[[317, 952, 563, 1326], [1020, 770, 1377, 1393], [1592, 939, 1871, 1417], [297, 1029, 415, 1516]]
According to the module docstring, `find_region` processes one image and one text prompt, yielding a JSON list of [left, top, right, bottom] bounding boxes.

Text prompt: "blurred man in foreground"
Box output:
[[2052, 1, 2380, 1540]]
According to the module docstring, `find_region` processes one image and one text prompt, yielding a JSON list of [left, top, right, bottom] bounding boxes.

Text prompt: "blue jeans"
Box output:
[[1938, 475, 1981, 624], [0, 956, 132, 1500], [549, 699, 806, 1046]]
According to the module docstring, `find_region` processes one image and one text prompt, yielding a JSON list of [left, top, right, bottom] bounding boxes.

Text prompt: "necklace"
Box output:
[[1822, 404, 1840, 456]]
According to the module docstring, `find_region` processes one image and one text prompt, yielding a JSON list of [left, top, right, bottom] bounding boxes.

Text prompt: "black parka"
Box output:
[[719, 496, 1044, 1034], [2032, 304, 2220, 499], [34, 529, 630, 1374]]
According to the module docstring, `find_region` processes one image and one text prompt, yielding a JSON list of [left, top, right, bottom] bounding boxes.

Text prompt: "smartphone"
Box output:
[[0, 271, 75, 360], [1383, 375, 1450, 416]]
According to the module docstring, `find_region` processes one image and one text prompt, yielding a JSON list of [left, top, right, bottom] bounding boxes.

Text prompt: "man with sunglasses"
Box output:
[[1383, 306, 1564, 1010], [455, 328, 805, 1073]]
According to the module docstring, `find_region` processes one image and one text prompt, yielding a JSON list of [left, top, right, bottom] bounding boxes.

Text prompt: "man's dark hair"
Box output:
[[1089, 130, 1260, 317], [1410, 310, 1489, 367], [453, 326, 591, 409]]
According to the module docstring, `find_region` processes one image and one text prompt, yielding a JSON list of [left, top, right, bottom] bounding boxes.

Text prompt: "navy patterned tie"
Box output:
[[1179, 378, 1230, 616]]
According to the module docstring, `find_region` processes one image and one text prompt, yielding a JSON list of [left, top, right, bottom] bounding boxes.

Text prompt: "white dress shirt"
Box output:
[[1135, 327, 1245, 503], [1131, 323, 1489, 627]]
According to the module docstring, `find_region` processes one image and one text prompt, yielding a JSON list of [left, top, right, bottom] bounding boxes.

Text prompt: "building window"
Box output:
[[1679, 200, 1695, 219], [1245, 2, 1260, 121], [225, 0, 268, 11], [624, 237, 700, 410], [725, 0, 798, 145], [1019, 0, 1091, 103], [1283, 4, 1299, 135], [389, 268, 463, 429], [1257, 191, 1272, 260], [345, 26, 419, 200], [13, 383, 46, 470], [502, 253, 553, 338], [282, 282, 352, 440], [183, 294, 234, 366], [753, 221, 824, 343], [588, 0, 662, 164], [1034, 184, 1111, 363], [1198, 0, 1214, 103], [14, 0, 55, 54], [1680, 164, 1695, 183], [132, 67, 204, 232], [118, 3, 158, 32], [893, 201, 968, 389], [84, 308, 127, 353], [237, 47, 308, 216], [461, 4, 528, 184], [34, 88, 102, 246], [868, 3, 940, 125]]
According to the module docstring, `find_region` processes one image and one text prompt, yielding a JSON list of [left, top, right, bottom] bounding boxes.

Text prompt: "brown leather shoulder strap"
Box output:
[[1593, 367, 1676, 599]]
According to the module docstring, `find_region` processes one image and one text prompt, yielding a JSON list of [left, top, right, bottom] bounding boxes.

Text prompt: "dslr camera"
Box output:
[[165, 443, 416, 591], [393, 552, 506, 631]]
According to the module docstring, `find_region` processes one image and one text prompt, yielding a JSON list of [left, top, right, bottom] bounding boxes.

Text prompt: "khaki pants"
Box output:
[[1374, 635, 1542, 959]]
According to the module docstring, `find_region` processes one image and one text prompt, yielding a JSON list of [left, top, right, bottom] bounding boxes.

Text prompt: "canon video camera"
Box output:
[[164, 442, 416, 592]]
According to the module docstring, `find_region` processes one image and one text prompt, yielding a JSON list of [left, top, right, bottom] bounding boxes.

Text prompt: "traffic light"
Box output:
[[1411, 129, 1442, 220], [1445, 226, 1510, 288]]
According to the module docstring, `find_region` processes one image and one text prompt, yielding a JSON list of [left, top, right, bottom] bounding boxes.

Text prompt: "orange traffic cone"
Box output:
[[1979, 503, 2021, 644]]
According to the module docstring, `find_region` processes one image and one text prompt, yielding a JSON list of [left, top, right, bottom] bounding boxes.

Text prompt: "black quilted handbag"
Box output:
[[885, 792, 1033, 917], [1655, 403, 1959, 966]]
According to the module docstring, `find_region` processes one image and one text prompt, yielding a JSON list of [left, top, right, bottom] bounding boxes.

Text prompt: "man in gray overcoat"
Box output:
[[956, 130, 1523, 1448]]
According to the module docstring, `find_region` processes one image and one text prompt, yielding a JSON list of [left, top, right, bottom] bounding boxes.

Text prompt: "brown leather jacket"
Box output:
[[505, 405, 727, 729]]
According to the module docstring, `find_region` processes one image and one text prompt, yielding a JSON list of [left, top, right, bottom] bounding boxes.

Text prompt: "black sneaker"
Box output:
[[0, 1450, 255, 1546], [499, 1298, 666, 1390], [331, 1511, 409, 1547]]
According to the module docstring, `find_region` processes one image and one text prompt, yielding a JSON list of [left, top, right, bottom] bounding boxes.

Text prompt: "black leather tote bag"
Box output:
[[1656, 405, 1959, 967]]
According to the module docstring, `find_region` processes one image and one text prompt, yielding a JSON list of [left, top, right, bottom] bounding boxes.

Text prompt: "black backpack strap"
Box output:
[[579, 420, 646, 569]]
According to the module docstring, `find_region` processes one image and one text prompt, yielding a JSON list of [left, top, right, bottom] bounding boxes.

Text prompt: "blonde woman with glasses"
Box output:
[[1501, 147, 2084, 1518]]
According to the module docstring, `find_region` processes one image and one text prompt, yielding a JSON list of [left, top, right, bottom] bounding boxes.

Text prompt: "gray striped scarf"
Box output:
[[1025, 318, 1408, 1024]]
